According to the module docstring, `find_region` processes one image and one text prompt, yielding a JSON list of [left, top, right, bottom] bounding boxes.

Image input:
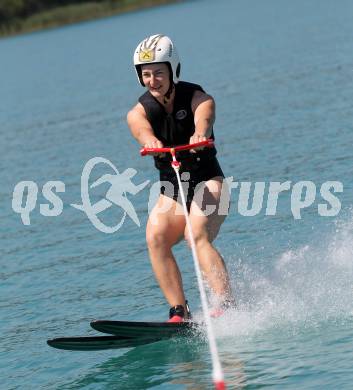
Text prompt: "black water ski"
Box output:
[[48, 321, 200, 351], [47, 335, 162, 351], [90, 320, 197, 338]]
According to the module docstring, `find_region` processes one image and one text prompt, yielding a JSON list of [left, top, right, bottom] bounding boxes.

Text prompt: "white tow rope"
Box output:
[[171, 149, 226, 390]]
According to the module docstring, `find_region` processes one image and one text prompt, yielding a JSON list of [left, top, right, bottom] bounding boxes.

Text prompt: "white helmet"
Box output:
[[133, 34, 181, 86]]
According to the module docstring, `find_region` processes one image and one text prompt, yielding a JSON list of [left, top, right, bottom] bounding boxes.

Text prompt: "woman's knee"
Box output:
[[184, 226, 209, 248], [146, 228, 168, 250], [146, 225, 183, 250]]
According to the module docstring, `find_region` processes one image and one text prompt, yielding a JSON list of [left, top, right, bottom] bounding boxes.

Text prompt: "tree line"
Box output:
[[0, 0, 112, 26], [0, 0, 176, 35]]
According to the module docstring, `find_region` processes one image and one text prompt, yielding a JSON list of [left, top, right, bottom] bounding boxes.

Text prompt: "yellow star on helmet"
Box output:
[[139, 49, 154, 62]]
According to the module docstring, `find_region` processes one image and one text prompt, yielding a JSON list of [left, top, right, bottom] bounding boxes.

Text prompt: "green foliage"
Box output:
[[0, 0, 23, 19], [0, 0, 110, 22], [0, 0, 178, 36]]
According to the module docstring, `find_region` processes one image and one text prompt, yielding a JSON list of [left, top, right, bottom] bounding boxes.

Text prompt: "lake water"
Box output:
[[1, 0, 353, 388]]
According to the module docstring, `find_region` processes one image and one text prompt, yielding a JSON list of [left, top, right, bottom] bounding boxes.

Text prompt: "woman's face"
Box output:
[[141, 63, 170, 99]]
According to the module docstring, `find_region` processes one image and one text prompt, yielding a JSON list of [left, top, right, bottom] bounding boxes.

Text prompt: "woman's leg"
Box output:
[[146, 194, 187, 311], [187, 177, 233, 300]]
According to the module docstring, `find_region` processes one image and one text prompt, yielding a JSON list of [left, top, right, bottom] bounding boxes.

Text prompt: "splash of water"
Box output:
[[215, 216, 353, 338]]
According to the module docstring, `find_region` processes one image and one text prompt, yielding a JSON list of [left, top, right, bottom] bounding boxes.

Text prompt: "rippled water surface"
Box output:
[[1, 0, 353, 388]]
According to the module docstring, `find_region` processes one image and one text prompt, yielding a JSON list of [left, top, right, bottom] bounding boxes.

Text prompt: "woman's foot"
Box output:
[[210, 297, 236, 318], [167, 301, 191, 322]]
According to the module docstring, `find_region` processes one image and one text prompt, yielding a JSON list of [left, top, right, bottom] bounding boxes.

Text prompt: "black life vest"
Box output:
[[138, 81, 217, 170]]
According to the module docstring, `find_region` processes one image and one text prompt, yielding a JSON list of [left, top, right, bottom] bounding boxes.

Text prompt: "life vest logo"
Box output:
[[139, 49, 154, 62], [175, 109, 187, 120]]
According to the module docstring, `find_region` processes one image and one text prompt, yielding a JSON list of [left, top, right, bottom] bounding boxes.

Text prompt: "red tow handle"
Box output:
[[140, 139, 214, 156]]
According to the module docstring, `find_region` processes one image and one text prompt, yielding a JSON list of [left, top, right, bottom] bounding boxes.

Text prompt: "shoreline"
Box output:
[[0, 0, 182, 39]]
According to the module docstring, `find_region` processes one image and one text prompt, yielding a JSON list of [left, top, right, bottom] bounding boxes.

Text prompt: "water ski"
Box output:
[[47, 320, 199, 351]]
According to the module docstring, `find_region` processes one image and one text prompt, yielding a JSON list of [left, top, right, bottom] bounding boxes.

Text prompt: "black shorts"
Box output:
[[159, 157, 224, 211]]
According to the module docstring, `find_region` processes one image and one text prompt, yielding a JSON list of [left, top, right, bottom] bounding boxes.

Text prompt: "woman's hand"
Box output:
[[143, 138, 165, 156], [144, 138, 164, 149], [189, 134, 207, 153]]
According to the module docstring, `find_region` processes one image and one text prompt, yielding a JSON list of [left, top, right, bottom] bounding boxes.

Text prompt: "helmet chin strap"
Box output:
[[163, 82, 174, 104]]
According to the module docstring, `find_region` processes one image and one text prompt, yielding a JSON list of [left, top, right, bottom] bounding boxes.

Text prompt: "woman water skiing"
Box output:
[[127, 34, 235, 322]]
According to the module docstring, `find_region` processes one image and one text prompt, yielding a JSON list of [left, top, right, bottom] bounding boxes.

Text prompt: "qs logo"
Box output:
[[11, 157, 150, 234], [71, 157, 150, 233]]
